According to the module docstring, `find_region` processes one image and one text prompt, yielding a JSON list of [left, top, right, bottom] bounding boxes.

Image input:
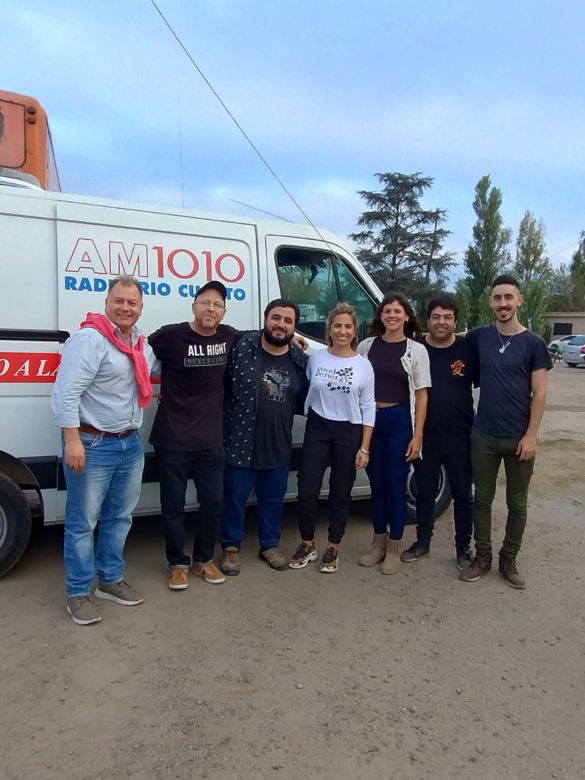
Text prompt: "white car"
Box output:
[[549, 335, 577, 351], [563, 335, 585, 368]]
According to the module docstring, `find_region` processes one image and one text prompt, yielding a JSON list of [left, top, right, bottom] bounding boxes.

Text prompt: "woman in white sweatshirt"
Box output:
[[290, 303, 375, 574]]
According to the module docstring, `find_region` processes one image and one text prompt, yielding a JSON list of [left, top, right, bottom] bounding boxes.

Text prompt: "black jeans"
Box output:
[[413, 441, 473, 552], [297, 410, 362, 545], [155, 446, 225, 567]]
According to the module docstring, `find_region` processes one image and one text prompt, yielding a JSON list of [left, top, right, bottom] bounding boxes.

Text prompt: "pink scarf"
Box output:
[[81, 313, 153, 408]]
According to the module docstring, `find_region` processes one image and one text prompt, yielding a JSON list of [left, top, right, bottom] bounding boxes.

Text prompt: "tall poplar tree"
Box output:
[[511, 211, 552, 335], [464, 175, 512, 326]]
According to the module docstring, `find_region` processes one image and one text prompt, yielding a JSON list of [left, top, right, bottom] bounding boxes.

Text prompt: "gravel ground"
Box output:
[[1, 364, 584, 780]]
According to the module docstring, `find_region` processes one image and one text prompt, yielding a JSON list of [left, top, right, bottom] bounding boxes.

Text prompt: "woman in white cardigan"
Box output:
[[358, 292, 431, 574]]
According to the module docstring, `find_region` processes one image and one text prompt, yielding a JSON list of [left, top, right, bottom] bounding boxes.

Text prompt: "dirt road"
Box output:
[[1, 365, 584, 780]]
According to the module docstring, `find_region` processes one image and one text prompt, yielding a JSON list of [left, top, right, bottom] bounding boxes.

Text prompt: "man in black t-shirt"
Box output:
[[460, 275, 552, 589], [148, 281, 241, 591], [219, 299, 308, 575], [402, 295, 477, 571]]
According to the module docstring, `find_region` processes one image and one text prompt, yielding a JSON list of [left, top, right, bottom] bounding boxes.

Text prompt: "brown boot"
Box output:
[[359, 533, 387, 567], [498, 552, 526, 589], [459, 550, 492, 582], [381, 539, 401, 575]]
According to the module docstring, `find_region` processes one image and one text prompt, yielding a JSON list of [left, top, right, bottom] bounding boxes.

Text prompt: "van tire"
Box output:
[[406, 464, 452, 523], [0, 473, 32, 578]]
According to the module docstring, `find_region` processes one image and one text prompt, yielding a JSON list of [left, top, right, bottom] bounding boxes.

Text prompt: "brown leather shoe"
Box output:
[[498, 552, 526, 589], [168, 568, 189, 590], [259, 547, 289, 571], [221, 547, 241, 576], [459, 550, 492, 582], [192, 562, 226, 584]]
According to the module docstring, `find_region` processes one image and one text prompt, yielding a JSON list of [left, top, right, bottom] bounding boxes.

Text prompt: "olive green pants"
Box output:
[[471, 430, 535, 556]]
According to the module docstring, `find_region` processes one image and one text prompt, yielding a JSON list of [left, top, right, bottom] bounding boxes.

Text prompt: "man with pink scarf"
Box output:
[[51, 275, 156, 626]]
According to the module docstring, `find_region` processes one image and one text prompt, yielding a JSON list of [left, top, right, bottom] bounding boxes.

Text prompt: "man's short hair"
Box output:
[[491, 274, 520, 290], [108, 275, 143, 297], [264, 298, 300, 326], [427, 294, 458, 321]]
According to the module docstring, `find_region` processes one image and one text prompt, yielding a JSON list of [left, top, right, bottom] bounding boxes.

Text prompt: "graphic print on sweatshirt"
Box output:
[[315, 365, 354, 394], [260, 367, 291, 403], [183, 340, 229, 367]]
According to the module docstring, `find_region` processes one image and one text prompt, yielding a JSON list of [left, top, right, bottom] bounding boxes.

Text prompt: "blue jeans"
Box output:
[[366, 404, 412, 540], [63, 430, 144, 596], [220, 464, 289, 551]]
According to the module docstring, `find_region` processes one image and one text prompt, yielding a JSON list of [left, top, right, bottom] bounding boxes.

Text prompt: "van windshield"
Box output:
[[276, 247, 376, 343]]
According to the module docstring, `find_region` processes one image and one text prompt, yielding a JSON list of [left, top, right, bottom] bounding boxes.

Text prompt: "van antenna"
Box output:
[[229, 199, 294, 223], [178, 99, 185, 208], [149, 0, 343, 261]]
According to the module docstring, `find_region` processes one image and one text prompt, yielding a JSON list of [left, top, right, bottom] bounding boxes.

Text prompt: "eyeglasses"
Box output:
[[195, 299, 225, 310]]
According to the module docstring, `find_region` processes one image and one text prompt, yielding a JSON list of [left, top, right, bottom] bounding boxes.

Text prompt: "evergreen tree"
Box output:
[[350, 172, 454, 308], [464, 175, 512, 326]]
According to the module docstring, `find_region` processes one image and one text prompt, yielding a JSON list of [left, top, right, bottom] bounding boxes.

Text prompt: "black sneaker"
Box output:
[[401, 542, 430, 563], [456, 548, 472, 571], [319, 546, 339, 573]]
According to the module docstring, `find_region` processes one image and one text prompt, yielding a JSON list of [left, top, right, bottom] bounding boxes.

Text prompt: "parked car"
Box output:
[[563, 335, 585, 367], [549, 335, 577, 353]]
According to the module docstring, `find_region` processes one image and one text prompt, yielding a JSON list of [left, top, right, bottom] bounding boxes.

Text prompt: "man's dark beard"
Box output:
[[263, 325, 294, 346]]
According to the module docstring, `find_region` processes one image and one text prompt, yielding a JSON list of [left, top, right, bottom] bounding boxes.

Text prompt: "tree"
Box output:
[[464, 175, 512, 326], [512, 211, 551, 284], [350, 173, 454, 309], [570, 231, 585, 310], [454, 279, 471, 331], [546, 264, 573, 311], [511, 211, 552, 336]]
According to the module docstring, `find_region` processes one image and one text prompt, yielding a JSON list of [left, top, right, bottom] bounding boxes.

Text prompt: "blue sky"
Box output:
[[2, 0, 583, 277]]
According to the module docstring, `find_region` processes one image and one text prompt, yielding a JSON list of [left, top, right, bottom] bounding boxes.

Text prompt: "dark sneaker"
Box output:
[[289, 542, 318, 569], [401, 542, 430, 563], [498, 553, 526, 589], [459, 550, 492, 582], [192, 562, 226, 584], [94, 579, 144, 606], [319, 546, 339, 573], [66, 596, 101, 626], [456, 548, 472, 571], [168, 568, 189, 590], [221, 547, 241, 576], [259, 547, 289, 571]]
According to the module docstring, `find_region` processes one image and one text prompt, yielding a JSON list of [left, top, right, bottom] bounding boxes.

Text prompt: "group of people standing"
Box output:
[[51, 273, 551, 626]]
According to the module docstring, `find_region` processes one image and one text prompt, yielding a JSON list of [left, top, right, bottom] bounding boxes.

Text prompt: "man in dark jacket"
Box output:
[[220, 299, 309, 574]]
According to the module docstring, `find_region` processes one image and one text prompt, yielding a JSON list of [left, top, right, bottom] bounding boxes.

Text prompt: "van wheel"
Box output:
[[567, 363, 577, 368], [406, 464, 452, 523], [0, 473, 32, 578]]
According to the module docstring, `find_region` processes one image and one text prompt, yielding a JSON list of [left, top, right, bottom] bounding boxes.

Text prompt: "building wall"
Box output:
[[544, 312, 585, 336]]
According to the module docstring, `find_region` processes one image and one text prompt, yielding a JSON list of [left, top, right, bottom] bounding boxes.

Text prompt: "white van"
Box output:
[[0, 182, 451, 576]]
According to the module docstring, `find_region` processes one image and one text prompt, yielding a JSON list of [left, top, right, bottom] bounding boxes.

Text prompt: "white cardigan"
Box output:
[[357, 337, 431, 434]]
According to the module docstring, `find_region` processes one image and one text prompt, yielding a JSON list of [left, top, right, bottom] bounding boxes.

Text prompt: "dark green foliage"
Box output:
[[350, 173, 454, 314]]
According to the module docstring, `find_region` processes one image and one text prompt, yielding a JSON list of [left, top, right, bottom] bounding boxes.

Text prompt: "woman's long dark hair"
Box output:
[[370, 291, 422, 340]]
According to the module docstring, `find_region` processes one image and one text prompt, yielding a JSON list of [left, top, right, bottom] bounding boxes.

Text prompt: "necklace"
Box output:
[[497, 332, 513, 354]]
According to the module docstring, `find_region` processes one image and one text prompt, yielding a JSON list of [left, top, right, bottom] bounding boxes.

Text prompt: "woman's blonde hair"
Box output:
[[326, 302, 358, 350]]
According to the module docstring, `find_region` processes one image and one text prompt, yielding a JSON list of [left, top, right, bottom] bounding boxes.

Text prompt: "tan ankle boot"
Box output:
[[359, 533, 387, 567], [382, 539, 402, 575]]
